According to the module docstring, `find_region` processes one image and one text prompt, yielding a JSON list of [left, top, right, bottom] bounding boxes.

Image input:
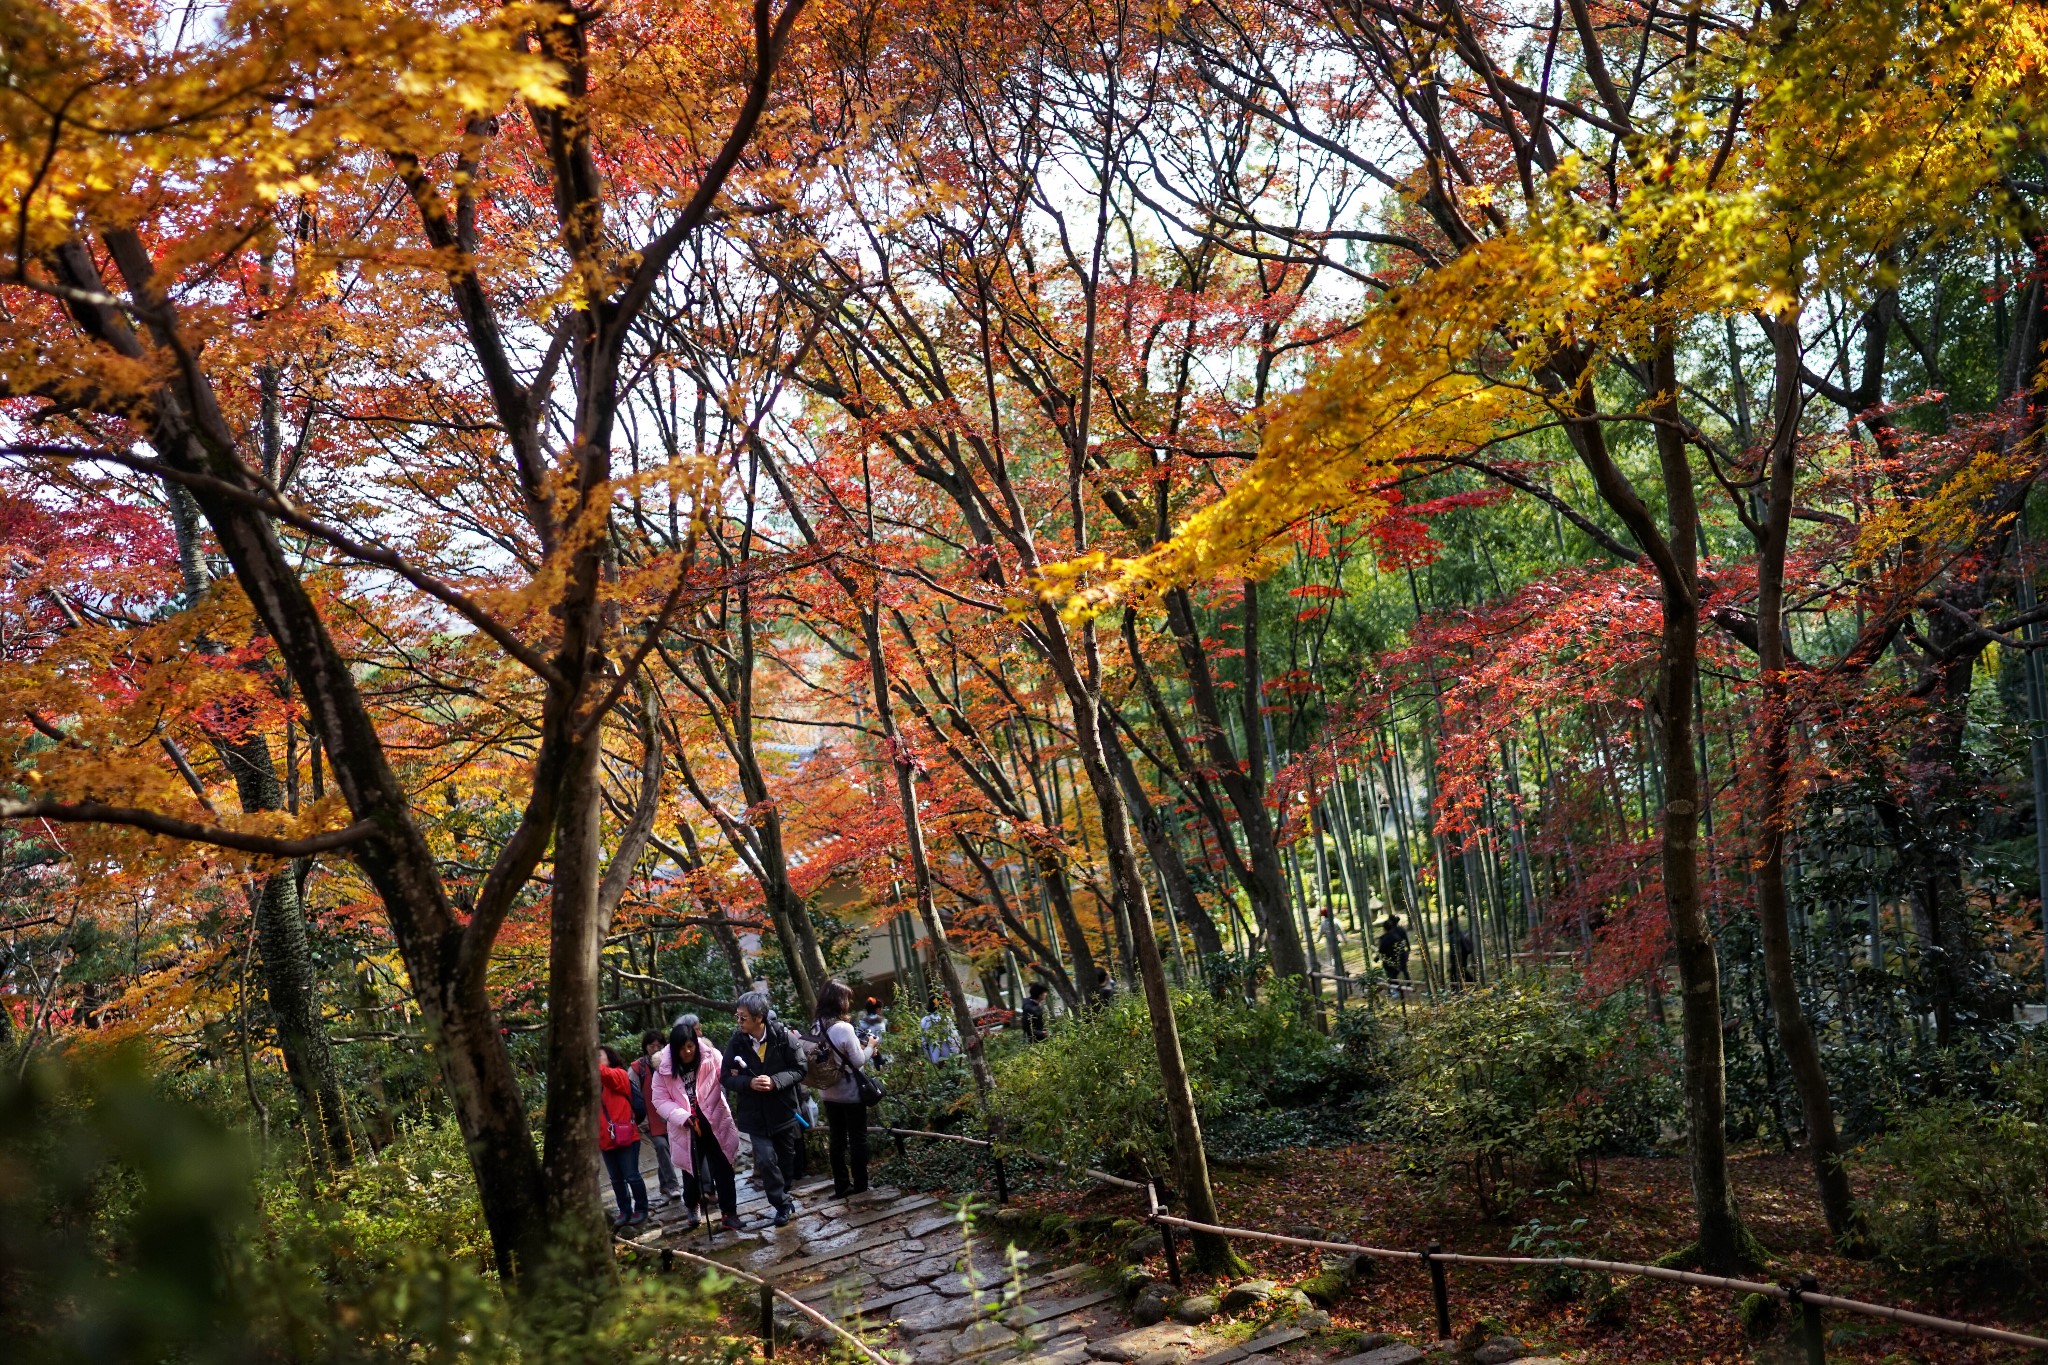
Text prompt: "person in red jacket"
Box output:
[[598, 1045, 649, 1227]]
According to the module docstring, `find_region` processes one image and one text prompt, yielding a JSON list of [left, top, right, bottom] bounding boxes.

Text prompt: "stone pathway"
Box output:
[[616, 1172, 1575, 1365]]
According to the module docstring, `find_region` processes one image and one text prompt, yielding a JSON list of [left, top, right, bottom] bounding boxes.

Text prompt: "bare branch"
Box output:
[[5, 442, 565, 686], [0, 799, 376, 857]]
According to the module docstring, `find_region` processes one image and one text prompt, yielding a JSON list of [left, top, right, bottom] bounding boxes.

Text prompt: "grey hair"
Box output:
[[673, 1012, 700, 1032], [735, 991, 772, 1021]]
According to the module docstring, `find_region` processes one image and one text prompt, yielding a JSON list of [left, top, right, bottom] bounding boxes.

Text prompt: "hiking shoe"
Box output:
[[772, 1205, 795, 1228]]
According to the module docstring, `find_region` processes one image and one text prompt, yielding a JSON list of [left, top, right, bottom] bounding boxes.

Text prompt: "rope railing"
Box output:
[[876, 1121, 2048, 1359], [869, 1122, 1150, 1191], [613, 1230, 895, 1365]]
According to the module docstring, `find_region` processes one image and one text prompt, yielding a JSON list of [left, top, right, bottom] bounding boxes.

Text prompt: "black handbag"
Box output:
[[832, 1036, 886, 1107]]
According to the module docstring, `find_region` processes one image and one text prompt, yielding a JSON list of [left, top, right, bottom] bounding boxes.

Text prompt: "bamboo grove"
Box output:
[[4, 0, 2048, 1313]]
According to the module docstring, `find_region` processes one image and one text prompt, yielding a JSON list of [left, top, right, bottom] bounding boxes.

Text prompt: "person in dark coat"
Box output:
[[1448, 916, 1476, 986], [1376, 915, 1412, 989], [724, 990, 806, 1227], [1020, 980, 1050, 1042]]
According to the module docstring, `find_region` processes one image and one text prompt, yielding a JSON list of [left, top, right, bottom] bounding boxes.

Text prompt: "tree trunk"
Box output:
[[57, 231, 560, 1284], [1064, 689, 1232, 1269], [541, 726, 610, 1271], [1105, 713, 1226, 962], [1752, 313, 1862, 1247], [866, 607, 994, 1097], [1149, 591, 1306, 981], [958, 835, 1083, 1010], [252, 867, 352, 1166], [215, 730, 353, 1170], [1648, 345, 1749, 1273], [651, 824, 756, 996], [1036, 850, 1103, 996], [1564, 336, 1750, 1271], [156, 435, 354, 1172]]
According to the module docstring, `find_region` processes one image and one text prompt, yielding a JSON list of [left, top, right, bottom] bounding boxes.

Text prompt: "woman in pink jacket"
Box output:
[[649, 1014, 745, 1231]]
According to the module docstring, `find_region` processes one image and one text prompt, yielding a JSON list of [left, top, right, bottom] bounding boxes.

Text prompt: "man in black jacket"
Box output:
[[1377, 915, 1411, 992], [725, 990, 805, 1227], [1020, 981, 1049, 1042]]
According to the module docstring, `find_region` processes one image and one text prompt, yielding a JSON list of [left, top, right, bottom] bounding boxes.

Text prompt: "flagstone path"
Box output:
[[610, 1164, 1570, 1365]]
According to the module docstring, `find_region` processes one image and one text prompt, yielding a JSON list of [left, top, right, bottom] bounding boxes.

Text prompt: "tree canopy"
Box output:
[[4, 0, 2048, 1351]]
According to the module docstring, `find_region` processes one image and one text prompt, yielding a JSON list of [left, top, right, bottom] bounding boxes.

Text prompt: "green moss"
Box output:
[[1115, 1265, 1156, 1301], [1070, 1213, 1120, 1245], [1034, 1213, 1072, 1245], [1295, 1265, 1352, 1308], [1119, 1232, 1164, 1264], [1649, 1223, 1770, 1274], [1737, 1292, 1781, 1340]]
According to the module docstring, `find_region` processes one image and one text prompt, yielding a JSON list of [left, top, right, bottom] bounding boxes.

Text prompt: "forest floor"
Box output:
[[918, 1144, 2048, 1365]]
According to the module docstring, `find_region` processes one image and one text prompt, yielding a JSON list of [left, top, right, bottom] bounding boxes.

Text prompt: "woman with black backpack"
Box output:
[[808, 980, 873, 1198]]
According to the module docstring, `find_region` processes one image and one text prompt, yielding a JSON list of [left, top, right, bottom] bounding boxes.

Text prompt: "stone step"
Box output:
[[890, 1289, 991, 1337], [748, 1187, 1351, 1365], [1017, 1263, 1093, 1295], [1009, 1339, 1094, 1365], [847, 1282, 942, 1320], [1328, 1345, 1424, 1365], [911, 1318, 1027, 1365], [1087, 1323, 1203, 1362], [792, 1268, 870, 1305], [1005, 1287, 1120, 1331], [1196, 1328, 1308, 1365], [907, 1207, 974, 1239], [987, 1324, 1096, 1363], [710, 1197, 943, 1279]]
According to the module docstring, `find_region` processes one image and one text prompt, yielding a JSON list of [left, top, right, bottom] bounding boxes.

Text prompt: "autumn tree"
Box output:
[[0, 0, 809, 1292], [1067, 0, 2048, 1268]]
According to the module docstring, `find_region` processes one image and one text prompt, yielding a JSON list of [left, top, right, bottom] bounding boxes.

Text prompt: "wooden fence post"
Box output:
[[1426, 1243, 1451, 1340]]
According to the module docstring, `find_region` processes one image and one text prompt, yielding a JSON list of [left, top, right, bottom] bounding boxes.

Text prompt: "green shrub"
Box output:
[[871, 995, 981, 1133], [1859, 1043, 2048, 1272], [1, 1047, 737, 1365], [0, 1046, 256, 1365], [1821, 1024, 2027, 1142], [1374, 985, 1678, 1216], [1506, 1193, 1594, 1303], [988, 985, 1370, 1178]]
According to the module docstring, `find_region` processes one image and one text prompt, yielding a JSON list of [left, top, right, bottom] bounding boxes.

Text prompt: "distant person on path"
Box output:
[[810, 980, 873, 1198], [859, 996, 890, 1069], [631, 1029, 682, 1206], [1020, 980, 1050, 1042], [919, 994, 961, 1062], [1448, 916, 1475, 985], [1094, 976, 1118, 1011], [651, 1015, 744, 1232], [1376, 915, 1411, 992], [724, 990, 806, 1227], [597, 1045, 650, 1228]]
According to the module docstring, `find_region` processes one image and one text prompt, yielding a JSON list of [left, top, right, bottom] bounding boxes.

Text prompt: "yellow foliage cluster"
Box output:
[[1057, 0, 2048, 608]]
